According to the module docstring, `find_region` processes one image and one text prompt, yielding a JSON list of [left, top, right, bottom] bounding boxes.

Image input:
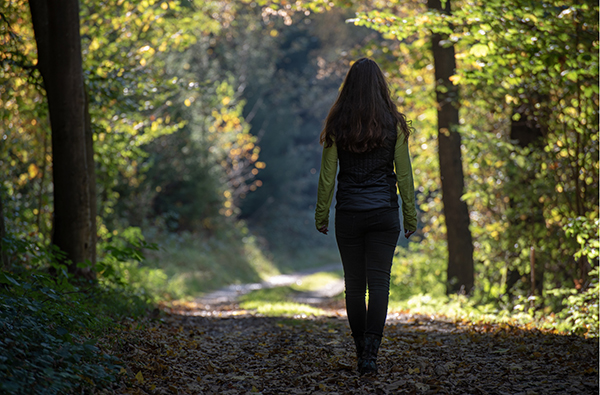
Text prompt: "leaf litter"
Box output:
[[98, 299, 599, 394]]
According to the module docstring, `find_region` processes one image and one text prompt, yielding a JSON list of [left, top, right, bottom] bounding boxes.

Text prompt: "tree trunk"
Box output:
[[29, 0, 95, 279], [427, 0, 474, 294], [84, 86, 97, 267]]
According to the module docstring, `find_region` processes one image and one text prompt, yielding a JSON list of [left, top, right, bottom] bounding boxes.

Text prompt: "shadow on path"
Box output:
[[112, 290, 599, 394]]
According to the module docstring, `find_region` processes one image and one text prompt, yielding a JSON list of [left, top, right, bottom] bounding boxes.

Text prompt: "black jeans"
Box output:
[[335, 207, 400, 338]]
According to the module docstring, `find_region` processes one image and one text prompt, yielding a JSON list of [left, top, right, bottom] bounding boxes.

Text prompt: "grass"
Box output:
[[387, 293, 594, 336], [268, 247, 341, 273], [238, 271, 343, 316], [139, 225, 280, 300], [293, 271, 343, 291], [135, 221, 342, 301]]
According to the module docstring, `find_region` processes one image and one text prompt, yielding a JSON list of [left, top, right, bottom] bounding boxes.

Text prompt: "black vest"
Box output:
[[335, 134, 399, 211]]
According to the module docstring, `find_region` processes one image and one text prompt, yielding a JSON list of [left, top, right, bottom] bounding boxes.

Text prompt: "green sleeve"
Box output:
[[315, 143, 338, 230], [394, 132, 418, 231]]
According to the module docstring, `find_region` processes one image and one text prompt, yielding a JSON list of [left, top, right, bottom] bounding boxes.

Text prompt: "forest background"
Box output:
[[0, 0, 598, 393]]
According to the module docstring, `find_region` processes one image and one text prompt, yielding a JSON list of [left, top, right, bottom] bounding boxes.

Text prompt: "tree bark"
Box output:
[[29, 0, 95, 279], [427, 0, 474, 294], [84, 86, 97, 267]]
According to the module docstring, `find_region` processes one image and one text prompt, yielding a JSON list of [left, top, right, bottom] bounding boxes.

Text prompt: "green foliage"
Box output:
[[0, 236, 154, 394], [1, 0, 255, 241], [0, 295, 119, 394], [390, 239, 447, 301], [81, 0, 221, 225], [240, 299, 326, 316], [140, 221, 279, 300], [547, 217, 599, 337], [349, 0, 598, 316], [551, 266, 599, 337]]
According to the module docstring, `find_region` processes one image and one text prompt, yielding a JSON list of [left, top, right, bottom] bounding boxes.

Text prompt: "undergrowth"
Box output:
[[0, 232, 154, 394], [140, 222, 279, 300]]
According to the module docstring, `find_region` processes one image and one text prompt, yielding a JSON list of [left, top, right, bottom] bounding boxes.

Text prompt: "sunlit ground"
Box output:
[[163, 268, 583, 337]]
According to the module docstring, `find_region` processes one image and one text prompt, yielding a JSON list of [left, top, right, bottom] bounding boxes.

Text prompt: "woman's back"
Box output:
[[336, 131, 398, 211]]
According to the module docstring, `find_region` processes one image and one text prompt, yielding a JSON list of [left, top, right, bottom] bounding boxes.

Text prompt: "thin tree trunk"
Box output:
[[84, 86, 97, 267], [427, 0, 474, 294], [36, 124, 48, 237], [29, 0, 95, 279], [509, 104, 545, 296]]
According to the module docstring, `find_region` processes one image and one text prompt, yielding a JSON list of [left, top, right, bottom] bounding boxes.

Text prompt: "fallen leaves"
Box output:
[[99, 306, 599, 395]]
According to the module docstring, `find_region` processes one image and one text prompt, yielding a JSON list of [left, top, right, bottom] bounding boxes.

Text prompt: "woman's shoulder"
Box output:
[[395, 125, 408, 145]]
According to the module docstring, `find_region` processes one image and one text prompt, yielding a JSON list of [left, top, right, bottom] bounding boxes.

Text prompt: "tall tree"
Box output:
[[29, 0, 95, 279], [427, 0, 474, 294]]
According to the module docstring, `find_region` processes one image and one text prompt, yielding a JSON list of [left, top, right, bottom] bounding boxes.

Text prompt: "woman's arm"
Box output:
[[394, 133, 418, 234], [315, 143, 338, 233]]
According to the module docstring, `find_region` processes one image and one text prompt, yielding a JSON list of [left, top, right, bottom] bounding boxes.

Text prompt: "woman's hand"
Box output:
[[405, 229, 415, 239], [318, 225, 329, 235]]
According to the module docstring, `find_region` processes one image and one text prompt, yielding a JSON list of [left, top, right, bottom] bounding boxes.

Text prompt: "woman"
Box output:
[[315, 58, 417, 375]]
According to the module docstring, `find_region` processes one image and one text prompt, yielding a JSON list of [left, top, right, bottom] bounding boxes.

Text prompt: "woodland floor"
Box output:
[[103, 274, 599, 395]]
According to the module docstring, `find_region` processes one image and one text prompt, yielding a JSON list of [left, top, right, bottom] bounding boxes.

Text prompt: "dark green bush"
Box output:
[[0, 235, 154, 394]]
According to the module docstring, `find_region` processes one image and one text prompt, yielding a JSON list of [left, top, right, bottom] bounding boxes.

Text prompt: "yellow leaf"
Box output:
[[449, 74, 461, 85], [89, 38, 100, 51], [184, 99, 191, 107], [524, 13, 537, 23], [28, 163, 39, 179], [135, 371, 144, 384], [119, 367, 126, 374]]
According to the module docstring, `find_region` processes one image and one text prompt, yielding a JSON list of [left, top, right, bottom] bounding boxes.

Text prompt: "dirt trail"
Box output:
[[107, 268, 599, 394], [195, 263, 345, 309]]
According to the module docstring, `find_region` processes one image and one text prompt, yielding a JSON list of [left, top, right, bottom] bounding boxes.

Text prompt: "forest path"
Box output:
[[194, 263, 345, 309], [109, 267, 599, 394]]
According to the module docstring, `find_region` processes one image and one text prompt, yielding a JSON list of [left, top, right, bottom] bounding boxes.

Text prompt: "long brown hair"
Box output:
[[320, 58, 412, 152]]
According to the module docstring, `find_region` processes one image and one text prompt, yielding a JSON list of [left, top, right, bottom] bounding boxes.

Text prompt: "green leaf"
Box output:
[[469, 43, 489, 57], [0, 273, 21, 287]]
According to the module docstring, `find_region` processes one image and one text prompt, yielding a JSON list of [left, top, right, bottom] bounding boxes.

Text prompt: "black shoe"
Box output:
[[353, 336, 365, 370], [358, 334, 381, 376]]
